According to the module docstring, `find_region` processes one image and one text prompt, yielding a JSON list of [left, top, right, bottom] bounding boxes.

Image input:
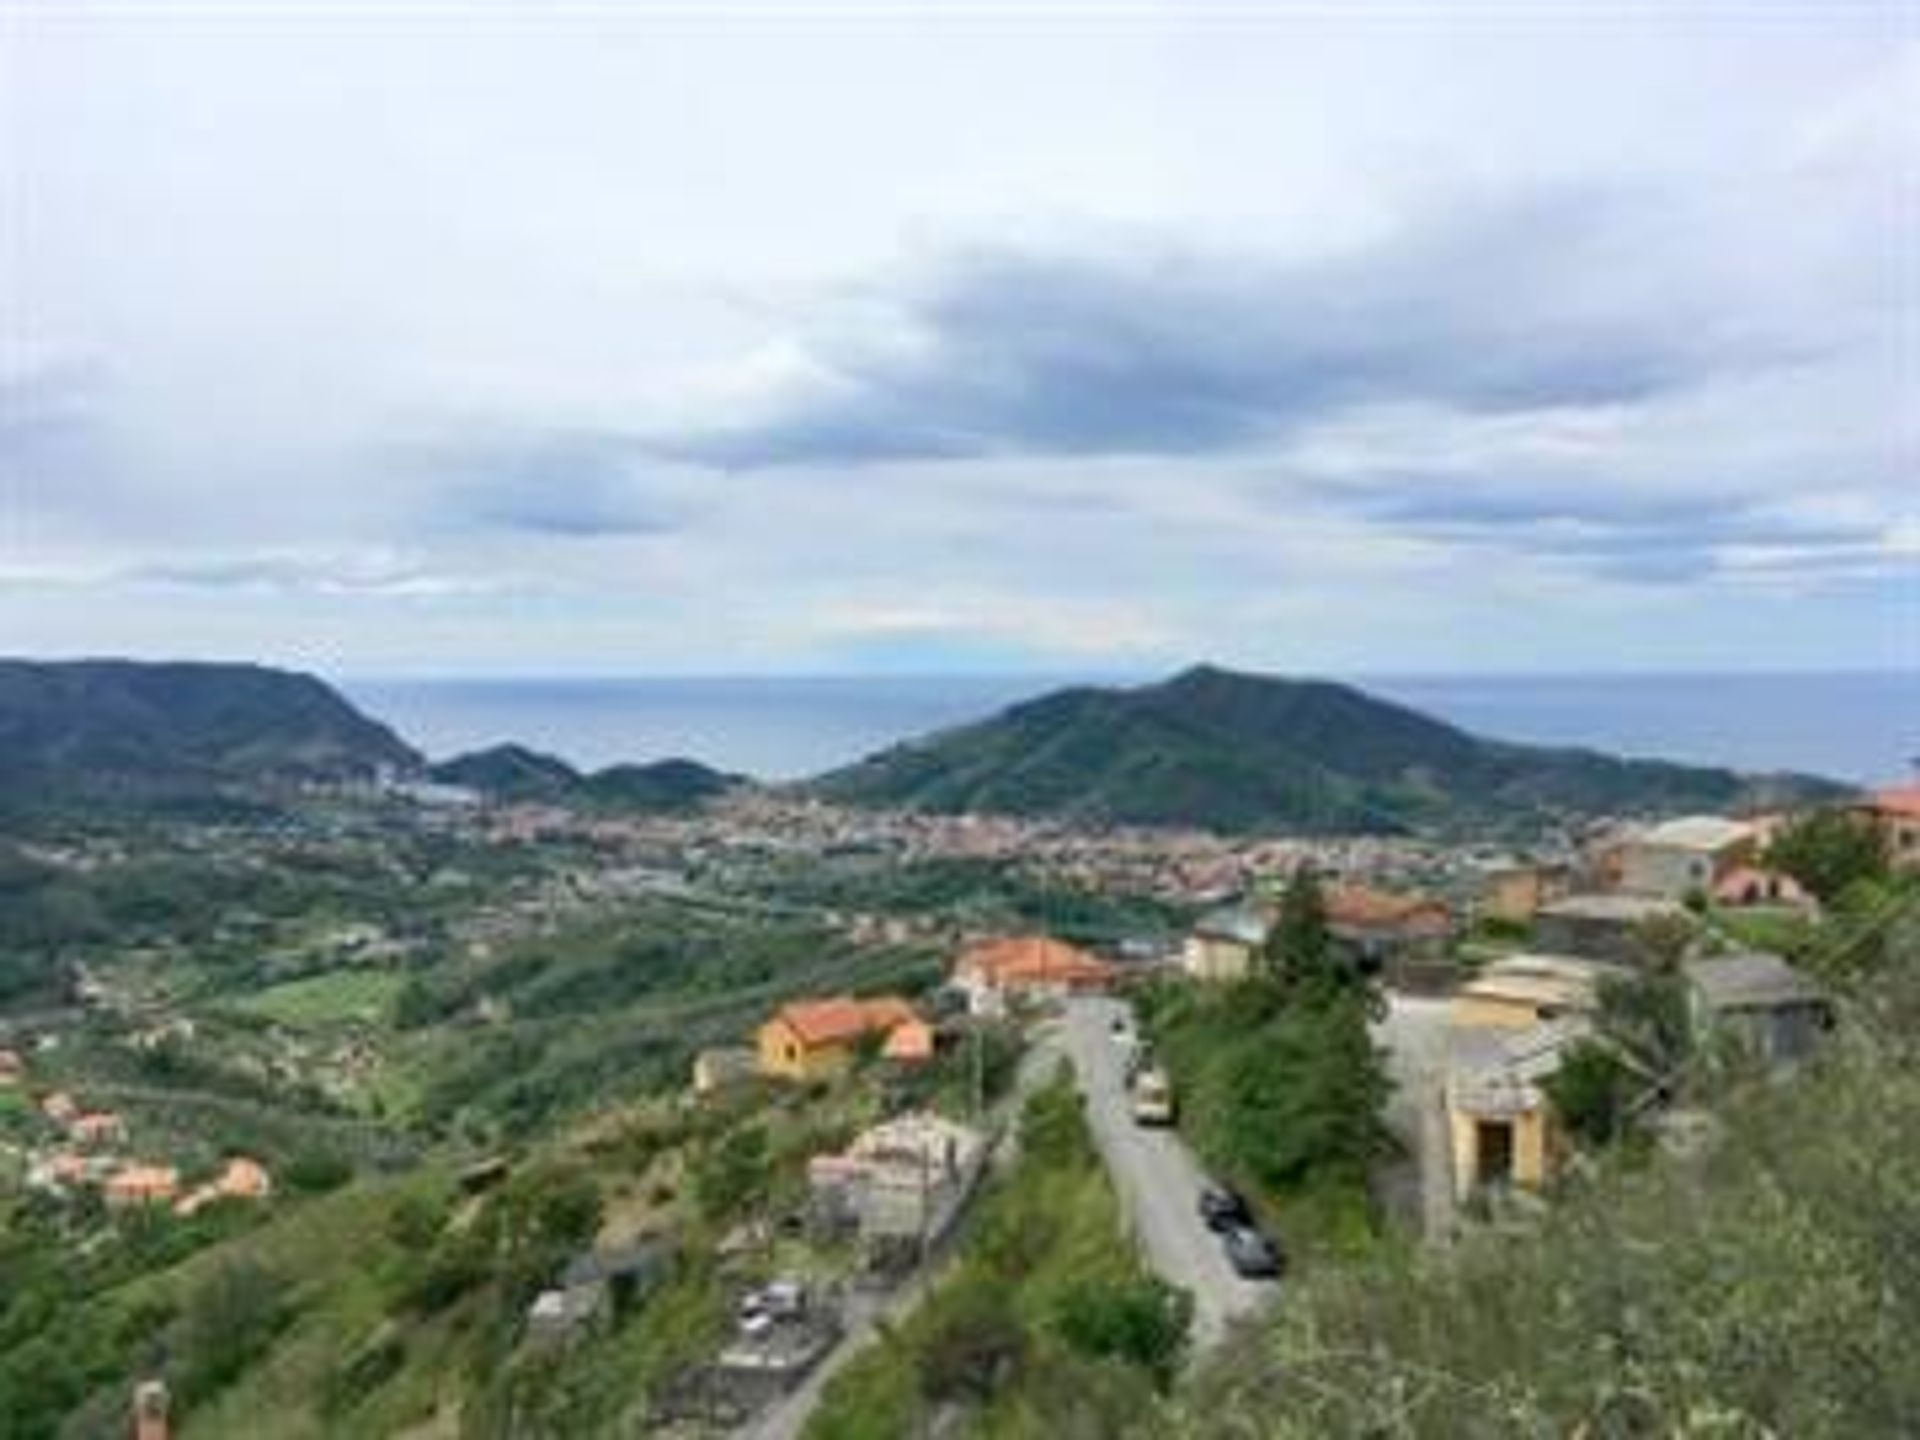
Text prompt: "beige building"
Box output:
[[1475, 862, 1570, 924], [1450, 953, 1619, 1031], [1181, 904, 1273, 982], [1616, 816, 1758, 900], [1444, 954, 1622, 1201], [1446, 1017, 1590, 1201], [1859, 786, 1920, 872]]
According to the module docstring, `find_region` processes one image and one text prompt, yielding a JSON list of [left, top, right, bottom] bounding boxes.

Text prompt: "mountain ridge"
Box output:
[[811, 663, 1848, 834], [0, 658, 420, 803]]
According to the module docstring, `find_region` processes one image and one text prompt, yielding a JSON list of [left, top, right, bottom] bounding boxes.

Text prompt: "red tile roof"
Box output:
[[772, 995, 919, 1049], [881, 1018, 935, 1062], [1324, 885, 1450, 930], [1870, 785, 1920, 819], [954, 936, 1115, 988]]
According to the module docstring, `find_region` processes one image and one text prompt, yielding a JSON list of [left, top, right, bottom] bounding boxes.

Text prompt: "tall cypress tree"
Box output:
[[1268, 864, 1334, 990]]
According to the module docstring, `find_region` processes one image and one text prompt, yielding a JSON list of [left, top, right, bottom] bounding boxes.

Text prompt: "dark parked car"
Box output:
[[1220, 1223, 1284, 1279], [1198, 1183, 1253, 1232]]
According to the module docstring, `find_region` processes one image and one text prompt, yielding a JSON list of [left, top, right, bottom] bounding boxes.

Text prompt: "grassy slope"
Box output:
[[229, 969, 407, 1027]]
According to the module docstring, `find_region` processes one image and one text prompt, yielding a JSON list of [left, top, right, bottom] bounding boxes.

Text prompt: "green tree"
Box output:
[[915, 1273, 1026, 1405], [281, 1148, 353, 1195], [1544, 1040, 1632, 1148], [1597, 970, 1692, 1083], [173, 1258, 288, 1405], [1766, 807, 1888, 904], [1266, 865, 1333, 988], [1053, 1273, 1194, 1389], [692, 1124, 771, 1223], [1631, 911, 1697, 973]]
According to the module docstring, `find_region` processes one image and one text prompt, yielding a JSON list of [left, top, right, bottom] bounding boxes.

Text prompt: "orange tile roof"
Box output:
[[1324, 885, 1450, 929], [1871, 785, 1920, 819], [772, 995, 919, 1049], [106, 1165, 179, 1203], [955, 935, 1115, 987], [219, 1156, 272, 1198], [881, 1018, 935, 1063]]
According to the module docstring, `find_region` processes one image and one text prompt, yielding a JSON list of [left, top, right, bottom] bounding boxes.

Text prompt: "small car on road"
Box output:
[[1197, 1182, 1253, 1233], [1219, 1223, 1284, 1279]]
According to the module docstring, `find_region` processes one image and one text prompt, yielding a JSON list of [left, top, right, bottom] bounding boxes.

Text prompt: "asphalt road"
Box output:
[[1058, 995, 1273, 1351]]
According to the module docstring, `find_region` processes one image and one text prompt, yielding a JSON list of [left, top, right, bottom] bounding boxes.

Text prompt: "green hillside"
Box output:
[[814, 665, 1844, 834], [428, 745, 743, 813], [0, 660, 418, 803]]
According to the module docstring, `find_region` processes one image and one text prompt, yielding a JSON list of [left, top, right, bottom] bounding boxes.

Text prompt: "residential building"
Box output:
[[950, 935, 1115, 1017], [755, 995, 924, 1081], [1858, 786, 1920, 872], [105, 1164, 180, 1208], [1475, 861, 1570, 924], [1445, 1017, 1590, 1201], [1181, 903, 1273, 982], [1616, 816, 1759, 900], [691, 1045, 759, 1095], [0, 1048, 22, 1085], [1711, 864, 1814, 912], [1534, 893, 1688, 966], [1449, 954, 1620, 1031], [133, 1379, 170, 1440], [1685, 951, 1832, 1067], [530, 1241, 669, 1342], [1325, 884, 1454, 981], [70, 1111, 128, 1148], [807, 1111, 984, 1243], [176, 1156, 273, 1216], [40, 1090, 78, 1125]]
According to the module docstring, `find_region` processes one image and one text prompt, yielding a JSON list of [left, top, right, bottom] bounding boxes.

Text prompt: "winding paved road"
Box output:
[[1057, 994, 1272, 1351]]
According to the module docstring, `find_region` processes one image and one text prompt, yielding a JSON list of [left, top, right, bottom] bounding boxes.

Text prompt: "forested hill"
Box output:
[[0, 659, 420, 800], [428, 744, 743, 812], [812, 664, 1846, 834]]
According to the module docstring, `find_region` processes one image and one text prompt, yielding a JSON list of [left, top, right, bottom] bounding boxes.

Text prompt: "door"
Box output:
[[1476, 1120, 1515, 1187]]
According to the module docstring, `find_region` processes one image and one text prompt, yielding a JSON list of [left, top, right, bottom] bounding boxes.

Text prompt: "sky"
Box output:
[[2, 0, 1915, 678]]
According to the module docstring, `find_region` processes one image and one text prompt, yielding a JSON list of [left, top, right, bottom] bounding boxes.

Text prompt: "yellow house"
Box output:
[[755, 996, 921, 1082], [1445, 1018, 1587, 1200]]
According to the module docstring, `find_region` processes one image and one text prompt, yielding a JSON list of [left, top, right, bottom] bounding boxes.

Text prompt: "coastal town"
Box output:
[[5, 763, 1914, 1436]]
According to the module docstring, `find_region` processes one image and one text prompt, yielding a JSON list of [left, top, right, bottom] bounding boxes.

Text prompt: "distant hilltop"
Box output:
[[0, 658, 1854, 833], [0, 659, 748, 819], [0, 658, 420, 804], [428, 744, 743, 813], [811, 664, 1850, 835]]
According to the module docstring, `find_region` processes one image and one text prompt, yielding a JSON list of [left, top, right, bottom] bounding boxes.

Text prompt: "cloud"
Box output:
[[407, 429, 692, 538], [121, 550, 513, 598], [646, 190, 1796, 470]]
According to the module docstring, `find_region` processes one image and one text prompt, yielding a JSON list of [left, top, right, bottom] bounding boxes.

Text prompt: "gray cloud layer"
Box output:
[[652, 192, 1786, 471]]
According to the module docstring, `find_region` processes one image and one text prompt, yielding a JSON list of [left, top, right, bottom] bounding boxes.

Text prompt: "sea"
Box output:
[[338, 672, 1919, 788]]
